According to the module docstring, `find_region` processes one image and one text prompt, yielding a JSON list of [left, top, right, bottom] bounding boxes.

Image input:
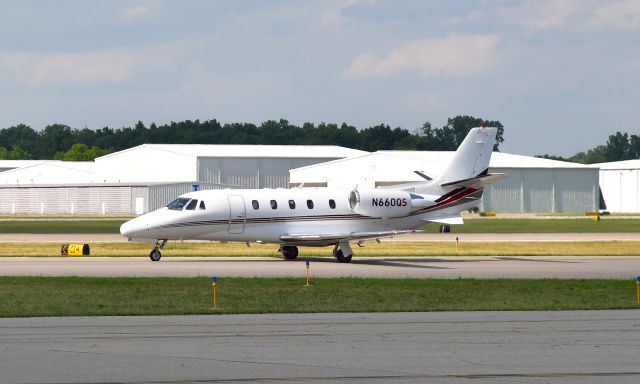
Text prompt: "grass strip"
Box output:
[[421, 218, 640, 233], [0, 220, 125, 234], [1, 241, 640, 257], [0, 217, 639, 234], [0, 277, 637, 317]]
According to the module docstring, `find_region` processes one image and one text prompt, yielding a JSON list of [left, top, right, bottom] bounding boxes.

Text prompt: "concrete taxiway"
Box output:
[[1, 310, 639, 384], [1, 255, 640, 278]]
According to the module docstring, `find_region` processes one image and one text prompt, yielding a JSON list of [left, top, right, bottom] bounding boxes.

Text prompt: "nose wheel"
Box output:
[[149, 249, 161, 261], [150, 239, 167, 262]]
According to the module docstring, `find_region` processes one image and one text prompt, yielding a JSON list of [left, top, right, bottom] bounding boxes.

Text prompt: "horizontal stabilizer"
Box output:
[[440, 172, 506, 189]]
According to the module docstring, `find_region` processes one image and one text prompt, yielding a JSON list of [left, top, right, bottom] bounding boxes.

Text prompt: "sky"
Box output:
[[0, 0, 639, 157]]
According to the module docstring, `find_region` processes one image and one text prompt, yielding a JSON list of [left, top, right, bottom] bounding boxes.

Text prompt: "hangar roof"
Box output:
[[96, 144, 367, 160], [0, 160, 47, 170], [292, 151, 598, 173], [595, 160, 640, 170], [0, 161, 98, 185], [380, 151, 598, 169]]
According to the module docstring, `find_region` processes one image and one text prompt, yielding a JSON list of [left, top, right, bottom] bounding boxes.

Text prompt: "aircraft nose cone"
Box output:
[[120, 220, 137, 237]]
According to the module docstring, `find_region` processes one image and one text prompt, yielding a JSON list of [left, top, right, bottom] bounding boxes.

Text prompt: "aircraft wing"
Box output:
[[421, 214, 464, 225], [280, 230, 412, 245]]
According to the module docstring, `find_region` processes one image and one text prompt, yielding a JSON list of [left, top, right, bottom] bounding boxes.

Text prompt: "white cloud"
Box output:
[[587, 0, 640, 29], [119, 3, 154, 22], [343, 34, 500, 78], [0, 45, 181, 88], [497, 0, 584, 32]]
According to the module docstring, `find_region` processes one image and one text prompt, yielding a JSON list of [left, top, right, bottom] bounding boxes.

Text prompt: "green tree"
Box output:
[[442, 115, 505, 151], [59, 143, 111, 161], [0, 145, 32, 159], [569, 145, 607, 164], [604, 132, 631, 161], [536, 154, 569, 162], [0, 124, 38, 154], [39, 124, 73, 158]]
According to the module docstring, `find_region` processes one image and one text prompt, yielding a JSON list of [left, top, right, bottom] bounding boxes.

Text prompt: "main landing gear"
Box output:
[[333, 241, 353, 263], [150, 239, 167, 261], [279, 245, 299, 260], [279, 241, 354, 263]]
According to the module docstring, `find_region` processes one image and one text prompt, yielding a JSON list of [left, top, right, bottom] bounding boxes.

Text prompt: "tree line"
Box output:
[[537, 131, 640, 164], [0, 115, 504, 161]]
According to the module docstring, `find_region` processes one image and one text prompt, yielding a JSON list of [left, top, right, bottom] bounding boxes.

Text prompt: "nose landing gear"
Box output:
[[150, 239, 167, 261]]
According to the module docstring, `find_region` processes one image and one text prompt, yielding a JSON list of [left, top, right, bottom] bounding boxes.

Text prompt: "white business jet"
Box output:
[[120, 127, 504, 262]]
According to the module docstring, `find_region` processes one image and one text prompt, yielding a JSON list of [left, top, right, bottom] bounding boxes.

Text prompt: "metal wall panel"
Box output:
[[98, 187, 132, 214], [219, 158, 259, 189], [149, 184, 193, 212], [0, 188, 38, 214], [481, 168, 523, 212], [68, 187, 101, 214], [197, 158, 221, 184], [554, 169, 598, 212], [36, 188, 68, 214], [258, 158, 292, 189], [523, 169, 554, 212], [0, 182, 235, 215], [131, 187, 149, 214], [198, 157, 338, 189], [0, 186, 135, 215]]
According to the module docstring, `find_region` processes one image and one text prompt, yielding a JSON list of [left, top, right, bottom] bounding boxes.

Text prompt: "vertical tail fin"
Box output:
[[437, 127, 497, 185]]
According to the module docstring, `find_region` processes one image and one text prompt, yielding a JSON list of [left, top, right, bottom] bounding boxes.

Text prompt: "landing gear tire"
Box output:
[[333, 248, 352, 263], [281, 246, 299, 260], [149, 249, 161, 262], [149, 239, 167, 262]]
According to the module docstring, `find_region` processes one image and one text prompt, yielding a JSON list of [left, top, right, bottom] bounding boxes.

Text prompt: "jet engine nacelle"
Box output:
[[349, 189, 414, 218]]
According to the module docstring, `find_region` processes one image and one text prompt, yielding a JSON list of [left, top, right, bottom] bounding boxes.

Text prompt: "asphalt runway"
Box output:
[[2, 255, 640, 278], [1, 311, 639, 384]]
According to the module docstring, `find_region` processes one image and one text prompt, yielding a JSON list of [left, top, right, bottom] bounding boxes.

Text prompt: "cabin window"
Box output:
[[307, 199, 314, 209], [167, 197, 189, 210], [288, 200, 296, 209], [185, 199, 198, 210], [329, 199, 336, 209], [199, 201, 206, 210], [252, 200, 259, 210], [270, 200, 278, 209]]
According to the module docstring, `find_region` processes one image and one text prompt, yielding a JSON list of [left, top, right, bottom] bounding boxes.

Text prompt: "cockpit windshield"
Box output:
[[185, 199, 198, 210], [167, 197, 190, 210]]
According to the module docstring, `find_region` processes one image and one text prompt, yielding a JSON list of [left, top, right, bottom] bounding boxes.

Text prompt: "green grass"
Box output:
[[422, 218, 640, 233], [0, 277, 637, 317], [3, 241, 640, 257], [0, 220, 126, 233]]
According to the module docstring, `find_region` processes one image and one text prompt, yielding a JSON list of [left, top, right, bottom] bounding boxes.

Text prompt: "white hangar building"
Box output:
[[597, 160, 640, 213], [290, 151, 601, 213], [0, 145, 366, 215], [0, 160, 47, 173]]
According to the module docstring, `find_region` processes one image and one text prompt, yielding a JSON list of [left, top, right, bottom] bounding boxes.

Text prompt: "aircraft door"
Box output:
[[227, 195, 246, 234]]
